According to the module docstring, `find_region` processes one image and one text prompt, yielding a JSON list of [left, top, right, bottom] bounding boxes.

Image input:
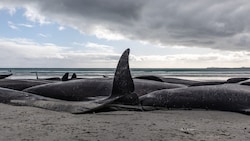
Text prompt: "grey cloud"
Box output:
[[43, 0, 143, 21], [0, 37, 121, 67], [1, 0, 250, 51]]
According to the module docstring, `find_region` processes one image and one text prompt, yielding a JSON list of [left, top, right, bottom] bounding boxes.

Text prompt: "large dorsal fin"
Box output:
[[111, 48, 134, 97]]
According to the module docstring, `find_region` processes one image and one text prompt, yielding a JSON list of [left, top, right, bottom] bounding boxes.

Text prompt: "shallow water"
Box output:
[[1, 68, 250, 81]]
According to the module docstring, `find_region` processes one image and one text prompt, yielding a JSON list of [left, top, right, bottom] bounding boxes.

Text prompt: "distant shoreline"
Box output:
[[1, 67, 250, 71], [1, 67, 250, 81]]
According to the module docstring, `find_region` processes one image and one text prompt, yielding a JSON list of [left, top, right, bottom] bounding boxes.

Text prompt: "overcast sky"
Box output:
[[1, 0, 250, 68]]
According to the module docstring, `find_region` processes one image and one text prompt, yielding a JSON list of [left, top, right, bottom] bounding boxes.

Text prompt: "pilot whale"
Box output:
[[0, 73, 12, 79], [0, 79, 53, 91], [23, 78, 184, 100], [0, 49, 138, 113], [140, 84, 250, 114], [0, 72, 82, 91], [135, 75, 200, 86]]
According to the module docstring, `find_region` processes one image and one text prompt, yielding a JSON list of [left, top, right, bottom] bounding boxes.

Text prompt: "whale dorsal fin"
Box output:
[[62, 72, 69, 81], [71, 73, 77, 80], [110, 49, 134, 97]]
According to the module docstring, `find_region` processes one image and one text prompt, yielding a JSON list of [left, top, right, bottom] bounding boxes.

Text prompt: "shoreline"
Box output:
[[0, 103, 249, 141], [2, 67, 250, 81]]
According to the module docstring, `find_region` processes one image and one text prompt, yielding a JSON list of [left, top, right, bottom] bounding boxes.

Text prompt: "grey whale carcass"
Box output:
[[23, 78, 184, 100], [0, 79, 54, 91], [140, 84, 250, 115]]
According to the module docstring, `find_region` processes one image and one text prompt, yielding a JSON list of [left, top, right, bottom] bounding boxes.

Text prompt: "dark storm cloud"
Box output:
[[38, 0, 144, 24], [1, 0, 250, 51]]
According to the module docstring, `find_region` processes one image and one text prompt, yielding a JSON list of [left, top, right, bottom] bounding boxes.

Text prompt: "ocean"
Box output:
[[1, 68, 250, 81]]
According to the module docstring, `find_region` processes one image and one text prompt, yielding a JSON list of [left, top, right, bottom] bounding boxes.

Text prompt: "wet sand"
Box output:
[[0, 103, 249, 141]]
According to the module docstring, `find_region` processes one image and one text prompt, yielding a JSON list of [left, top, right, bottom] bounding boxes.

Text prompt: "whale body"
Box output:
[[140, 84, 250, 114]]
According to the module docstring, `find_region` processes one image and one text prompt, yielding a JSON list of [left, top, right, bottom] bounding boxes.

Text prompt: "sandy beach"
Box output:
[[0, 103, 249, 141]]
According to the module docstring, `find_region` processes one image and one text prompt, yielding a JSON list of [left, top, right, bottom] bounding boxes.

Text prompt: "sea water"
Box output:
[[1, 68, 250, 81]]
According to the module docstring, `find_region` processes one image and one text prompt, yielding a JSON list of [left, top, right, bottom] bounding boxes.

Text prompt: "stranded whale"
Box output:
[[0, 73, 12, 79], [134, 75, 200, 86], [0, 48, 138, 113], [1, 48, 250, 115], [0, 79, 54, 91], [23, 78, 184, 100], [0, 72, 80, 91], [140, 84, 250, 114]]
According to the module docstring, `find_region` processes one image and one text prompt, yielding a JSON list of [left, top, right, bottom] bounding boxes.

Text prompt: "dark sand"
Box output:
[[0, 103, 249, 141]]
